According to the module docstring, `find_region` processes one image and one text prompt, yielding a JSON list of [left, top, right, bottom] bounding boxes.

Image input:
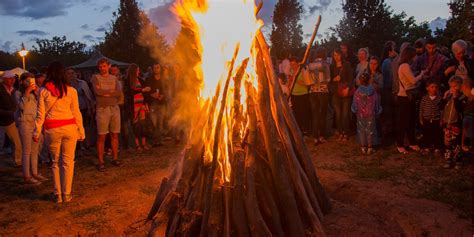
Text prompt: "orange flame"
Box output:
[[172, 0, 263, 183]]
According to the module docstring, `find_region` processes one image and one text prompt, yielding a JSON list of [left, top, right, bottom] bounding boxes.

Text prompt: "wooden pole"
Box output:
[[199, 43, 240, 237], [288, 15, 322, 100]]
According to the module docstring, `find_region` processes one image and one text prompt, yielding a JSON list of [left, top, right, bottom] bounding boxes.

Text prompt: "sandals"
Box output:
[[97, 163, 106, 172], [111, 159, 123, 167], [397, 147, 409, 154]]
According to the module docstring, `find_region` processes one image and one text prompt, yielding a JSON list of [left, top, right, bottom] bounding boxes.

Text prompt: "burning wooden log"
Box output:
[[147, 28, 330, 237]]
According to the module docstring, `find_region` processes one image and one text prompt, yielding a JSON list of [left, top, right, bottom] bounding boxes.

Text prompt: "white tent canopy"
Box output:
[[71, 50, 130, 69]]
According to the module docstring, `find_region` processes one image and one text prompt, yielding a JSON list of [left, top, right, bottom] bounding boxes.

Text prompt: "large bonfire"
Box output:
[[147, 0, 331, 236]]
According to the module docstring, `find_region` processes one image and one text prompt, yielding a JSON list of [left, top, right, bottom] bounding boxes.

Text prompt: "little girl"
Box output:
[[442, 76, 466, 169], [351, 73, 382, 155]]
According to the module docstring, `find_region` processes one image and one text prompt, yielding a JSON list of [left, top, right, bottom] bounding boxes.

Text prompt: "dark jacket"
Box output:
[[330, 61, 354, 94], [0, 84, 17, 126], [144, 76, 165, 105], [443, 56, 473, 87]]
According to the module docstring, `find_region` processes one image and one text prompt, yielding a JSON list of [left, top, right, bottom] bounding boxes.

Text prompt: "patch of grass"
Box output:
[[416, 176, 473, 219], [70, 205, 102, 218], [343, 158, 402, 181]]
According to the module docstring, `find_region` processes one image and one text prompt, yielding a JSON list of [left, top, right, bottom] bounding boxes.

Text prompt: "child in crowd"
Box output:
[[441, 76, 466, 169], [351, 73, 382, 155], [461, 78, 473, 153], [419, 80, 443, 156]]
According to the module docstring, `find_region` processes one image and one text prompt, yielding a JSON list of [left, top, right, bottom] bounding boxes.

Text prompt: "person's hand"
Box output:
[[24, 84, 36, 95], [33, 135, 39, 143], [419, 119, 424, 126], [444, 66, 456, 76], [151, 92, 160, 99], [78, 134, 85, 141], [142, 87, 152, 92], [443, 90, 451, 99], [333, 75, 341, 82], [158, 95, 165, 101], [450, 87, 459, 97]]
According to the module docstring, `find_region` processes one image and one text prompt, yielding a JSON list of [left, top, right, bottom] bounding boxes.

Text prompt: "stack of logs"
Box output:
[[147, 29, 331, 237]]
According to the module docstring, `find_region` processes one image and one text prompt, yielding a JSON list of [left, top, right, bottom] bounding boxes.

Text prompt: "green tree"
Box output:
[[270, 0, 304, 59], [31, 36, 90, 67], [331, 0, 432, 55], [100, 0, 167, 68], [435, 0, 473, 47], [0, 51, 19, 69]]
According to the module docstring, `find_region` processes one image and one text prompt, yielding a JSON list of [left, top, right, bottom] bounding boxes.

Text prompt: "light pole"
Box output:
[[18, 43, 29, 70]]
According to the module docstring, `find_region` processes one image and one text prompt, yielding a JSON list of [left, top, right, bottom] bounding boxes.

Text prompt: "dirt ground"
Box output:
[[0, 137, 472, 236]]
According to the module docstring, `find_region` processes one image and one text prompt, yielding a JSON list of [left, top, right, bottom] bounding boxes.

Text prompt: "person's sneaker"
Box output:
[[24, 177, 41, 186], [319, 137, 327, 144], [421, 148, 430, 156], [361, 147, 367, 155], [111, 159, 123, 167], [33, 174, 48, 182], [53, 195, 63, 204], [409, 145, 421, 152], [454, 162, 463, 170], [397, 147, 409, 154], [63, 194, 72, 203]]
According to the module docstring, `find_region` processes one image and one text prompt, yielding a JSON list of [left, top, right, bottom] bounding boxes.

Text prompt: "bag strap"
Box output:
[[46, 97, 59, 117]]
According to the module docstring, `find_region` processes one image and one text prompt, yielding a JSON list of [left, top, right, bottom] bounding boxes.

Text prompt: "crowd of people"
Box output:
[[278, 38, 473, 168], [0, 37, 472, 204], [0, 58, 181, 203]]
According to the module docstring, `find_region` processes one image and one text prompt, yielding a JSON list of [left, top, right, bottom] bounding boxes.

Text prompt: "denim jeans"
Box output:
[[332, 95, 351, 135], [149, 103, 166, 144], [3, 122, 22, 166], [18, 121, 39, 178]]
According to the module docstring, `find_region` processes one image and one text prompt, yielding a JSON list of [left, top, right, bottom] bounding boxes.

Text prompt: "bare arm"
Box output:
[[33, 89, 46, 139]]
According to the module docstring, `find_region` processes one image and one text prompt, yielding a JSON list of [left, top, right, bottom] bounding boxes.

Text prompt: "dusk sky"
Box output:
[[0, 0, 450, 53]]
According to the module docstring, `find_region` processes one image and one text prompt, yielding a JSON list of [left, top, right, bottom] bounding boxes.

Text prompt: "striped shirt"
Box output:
[[419, 95, 442, 121]]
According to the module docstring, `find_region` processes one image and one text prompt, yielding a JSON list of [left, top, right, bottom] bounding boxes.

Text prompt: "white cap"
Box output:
[[2, 70, 16, 79]]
